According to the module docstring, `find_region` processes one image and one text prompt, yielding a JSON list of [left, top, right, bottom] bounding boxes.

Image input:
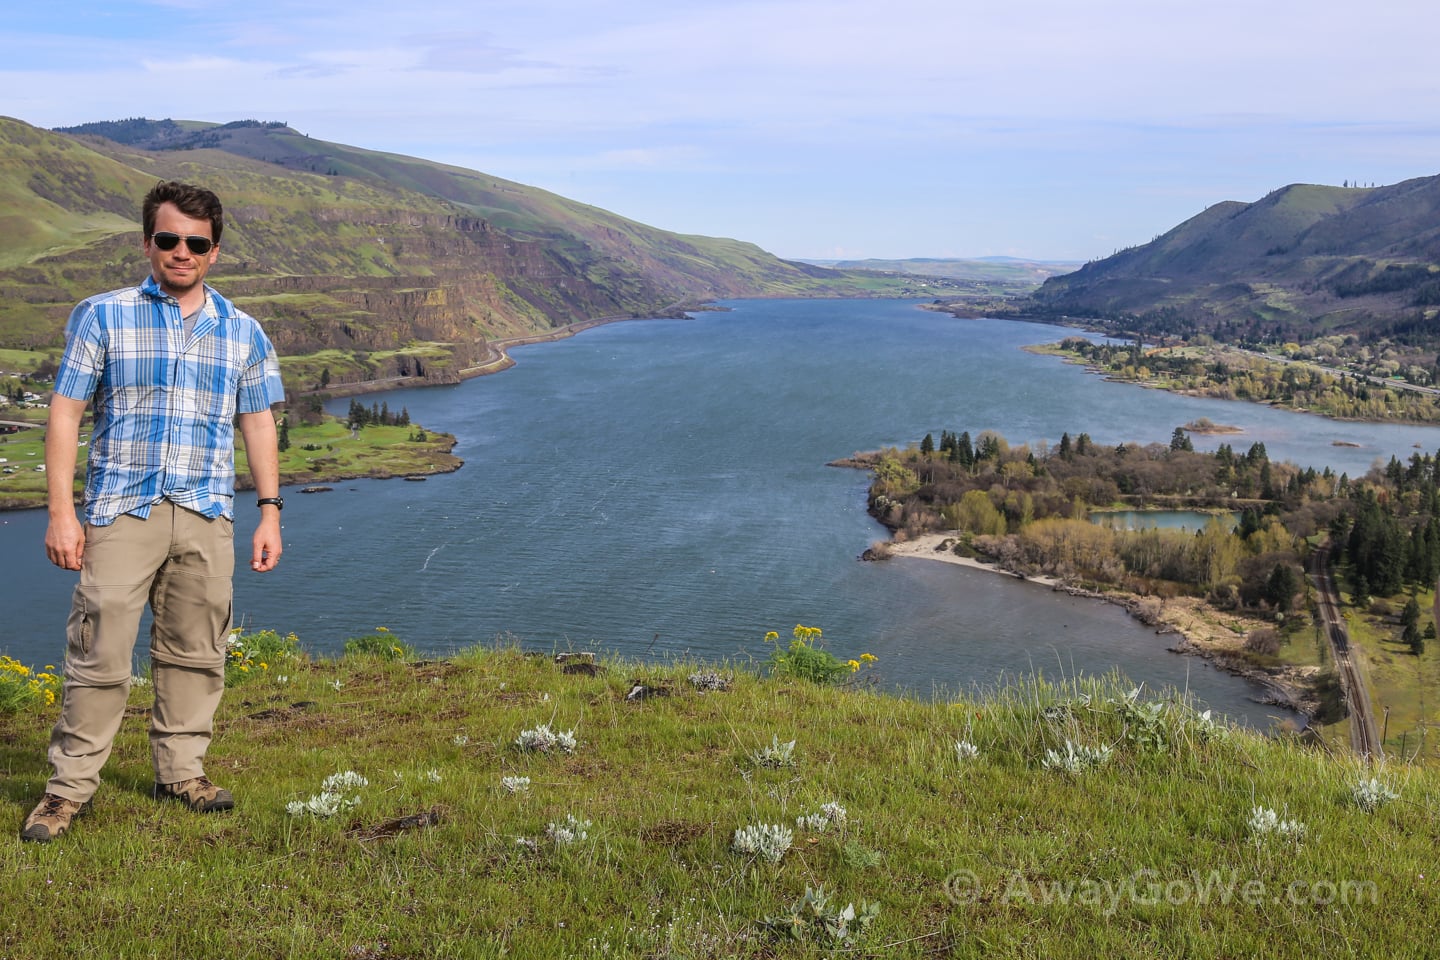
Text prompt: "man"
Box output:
[[22, 181, 286, 842]]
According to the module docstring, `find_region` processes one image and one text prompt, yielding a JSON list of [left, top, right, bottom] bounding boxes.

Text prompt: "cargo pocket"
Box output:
[[67, 587, 97, 659]]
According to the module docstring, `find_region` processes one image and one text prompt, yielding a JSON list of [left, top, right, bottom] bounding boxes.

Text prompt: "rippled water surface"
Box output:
[[10, 299, 1440, 724]]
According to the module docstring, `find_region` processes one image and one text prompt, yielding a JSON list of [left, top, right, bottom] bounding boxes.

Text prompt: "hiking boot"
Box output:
[[154, 776, 234, 813], [21, 793, 89, 843]]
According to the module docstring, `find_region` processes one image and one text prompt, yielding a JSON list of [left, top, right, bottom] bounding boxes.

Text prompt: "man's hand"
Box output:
[[45, 511, 85, 571], [251, 515, 282, 572]]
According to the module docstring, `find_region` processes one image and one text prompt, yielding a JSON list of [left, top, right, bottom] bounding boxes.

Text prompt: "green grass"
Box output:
[[0, 414, 457, 510], [0, 426, 48, 508], [1343, 591, 1440, 761], [257, 420, 459, 485], [1, 646, 1434, 958]]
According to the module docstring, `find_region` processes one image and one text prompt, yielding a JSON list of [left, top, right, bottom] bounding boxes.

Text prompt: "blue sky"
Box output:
[[4, 0, 1439, 261]]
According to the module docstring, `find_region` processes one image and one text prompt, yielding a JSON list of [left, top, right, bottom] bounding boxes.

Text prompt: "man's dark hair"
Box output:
[[143, 181, 224, 244]]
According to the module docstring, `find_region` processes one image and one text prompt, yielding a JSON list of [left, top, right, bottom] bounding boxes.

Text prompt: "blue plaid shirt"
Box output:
[[54, 276, 285, 525]]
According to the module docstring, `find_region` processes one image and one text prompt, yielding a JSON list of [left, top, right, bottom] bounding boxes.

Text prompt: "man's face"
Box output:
[[144, 201, 219, 301]]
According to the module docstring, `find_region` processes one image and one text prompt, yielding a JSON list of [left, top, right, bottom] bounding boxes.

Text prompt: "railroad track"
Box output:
[[1310, 544, 1383, 758]]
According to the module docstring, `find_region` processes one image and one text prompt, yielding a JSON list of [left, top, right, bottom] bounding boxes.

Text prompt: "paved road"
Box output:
[[1310, 544, 1383, 758]]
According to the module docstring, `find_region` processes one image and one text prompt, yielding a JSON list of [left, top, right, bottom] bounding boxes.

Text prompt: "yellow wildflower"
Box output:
[[846, 659, 861, 672], [860, 653, 878, 663]]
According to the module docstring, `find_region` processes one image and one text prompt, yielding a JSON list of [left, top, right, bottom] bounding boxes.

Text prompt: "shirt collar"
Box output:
[[141, 275, 219, 315]]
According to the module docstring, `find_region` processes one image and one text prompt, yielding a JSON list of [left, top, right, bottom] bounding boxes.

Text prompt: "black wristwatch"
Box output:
[[257, 497, 285, 511]]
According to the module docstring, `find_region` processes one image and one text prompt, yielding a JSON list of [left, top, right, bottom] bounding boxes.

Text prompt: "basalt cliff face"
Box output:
[[0, 116, 872, 388]]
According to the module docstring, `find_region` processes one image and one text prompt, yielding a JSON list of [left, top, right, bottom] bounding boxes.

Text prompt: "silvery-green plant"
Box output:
[[1351, 776, 1400, 813], [762, 885, 880, 945], [1248, 805, 1306, 840], [451, 734, 470, 747], [688, 671, 729, 692], [1191, 708, 1233, 743], [1041, 740, 1112, 774], [750, 735, 797, 768], [546, 814, 592, 845], [954, 739, 981, 761], [515, 723, 577, 754], [733, 822, 794, 862], [797, 801, 848, 833], [287, 770, 368, 818], [321, 771, 368, 793], [501, 775, 531, 794], [1113, 690, 1170, 752]]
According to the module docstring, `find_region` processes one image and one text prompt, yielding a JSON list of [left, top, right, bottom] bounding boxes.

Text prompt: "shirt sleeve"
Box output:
[[52, 299, 105, 402], [236, 324, 286, 413]]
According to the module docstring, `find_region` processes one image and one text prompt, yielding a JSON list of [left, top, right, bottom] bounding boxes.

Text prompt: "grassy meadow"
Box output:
[[0, 414, 458, 511], [1, 636, 1436, 959]]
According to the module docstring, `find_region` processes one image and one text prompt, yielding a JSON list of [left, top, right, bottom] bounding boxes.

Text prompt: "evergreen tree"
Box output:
[[278, 416, 290, 453], [1265, 563, 1300, 611], [920, 433, 935, 456], [955, 431, 974, 467]]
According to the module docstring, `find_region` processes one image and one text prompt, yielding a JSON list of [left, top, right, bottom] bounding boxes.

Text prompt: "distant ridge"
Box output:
[[798, 256, 1080, 288]]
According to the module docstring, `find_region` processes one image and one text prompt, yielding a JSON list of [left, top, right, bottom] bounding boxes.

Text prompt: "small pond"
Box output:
[[1090, 510, 1238, 533]]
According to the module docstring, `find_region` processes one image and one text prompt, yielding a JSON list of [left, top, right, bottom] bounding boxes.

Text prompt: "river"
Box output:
[[7, 299, 1440, 725]]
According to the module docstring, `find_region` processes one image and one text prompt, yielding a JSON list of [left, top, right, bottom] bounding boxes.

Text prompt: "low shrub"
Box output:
[[343, 626, 414, 661], [0, 654, 61, 713], [764, 625, 876, 686], [225, 629, 302, 687]]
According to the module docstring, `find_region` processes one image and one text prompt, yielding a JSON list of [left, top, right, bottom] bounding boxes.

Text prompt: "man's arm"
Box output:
[[44, 395, 89, 570], [237, 410, 282, 572]]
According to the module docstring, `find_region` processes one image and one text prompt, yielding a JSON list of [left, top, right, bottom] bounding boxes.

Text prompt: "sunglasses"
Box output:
[[150, 232, 215, 255]]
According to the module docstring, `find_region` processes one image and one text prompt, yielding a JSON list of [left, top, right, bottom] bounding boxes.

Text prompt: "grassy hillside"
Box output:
[[1, 641, 1433, 958], [1015, 178, 1440, 344], [0, 116, 906, 391]]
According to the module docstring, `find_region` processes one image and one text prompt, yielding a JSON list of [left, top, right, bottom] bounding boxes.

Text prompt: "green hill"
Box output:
[[1018, 178, 1440, 343], [0, 116, 896, 387]]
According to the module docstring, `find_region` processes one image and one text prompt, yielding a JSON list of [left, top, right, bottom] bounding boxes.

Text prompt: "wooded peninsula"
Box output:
[[853, 427, 1440, 757]]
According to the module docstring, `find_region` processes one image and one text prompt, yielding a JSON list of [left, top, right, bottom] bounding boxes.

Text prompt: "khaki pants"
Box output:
[[47, 502, 235, 801]]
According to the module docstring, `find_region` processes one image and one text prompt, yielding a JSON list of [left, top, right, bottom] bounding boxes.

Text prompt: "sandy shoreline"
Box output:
[[882, 532, 1320, 718], [884, 533, 1064, 585]]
